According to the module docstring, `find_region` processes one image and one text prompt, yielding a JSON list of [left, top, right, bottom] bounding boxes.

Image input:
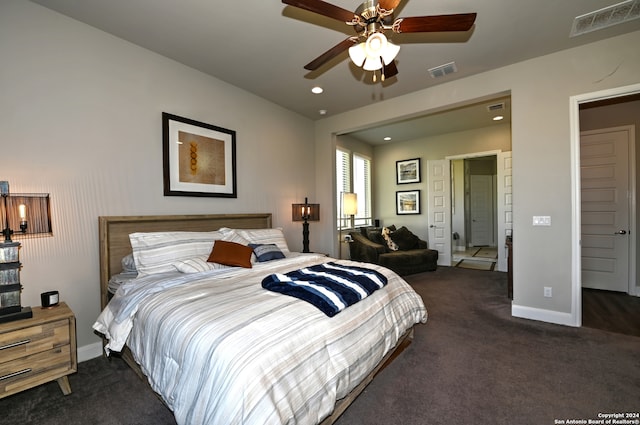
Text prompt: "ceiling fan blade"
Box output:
[[383, 60, 398, 79], [378, 0, 402, 12], [304, 38, 356, 71], [393, 13, 477, 33], [282, 0, 356, 23]]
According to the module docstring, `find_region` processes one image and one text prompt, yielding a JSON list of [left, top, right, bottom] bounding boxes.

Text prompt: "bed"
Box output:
[[94, 214, 427, 425]]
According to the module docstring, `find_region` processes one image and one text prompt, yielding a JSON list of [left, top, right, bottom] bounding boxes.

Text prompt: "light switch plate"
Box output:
[[533, 216, 551, 226]]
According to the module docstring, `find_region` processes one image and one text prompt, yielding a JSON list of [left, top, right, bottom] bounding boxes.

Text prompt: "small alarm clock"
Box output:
[[41, 291, 59, 308]]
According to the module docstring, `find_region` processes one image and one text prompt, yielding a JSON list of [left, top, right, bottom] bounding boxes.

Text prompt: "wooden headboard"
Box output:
[[98, 213, 272, 309]]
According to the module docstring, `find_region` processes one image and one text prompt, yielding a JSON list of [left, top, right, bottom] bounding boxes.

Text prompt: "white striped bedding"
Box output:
[[93, 254, 427, 425]]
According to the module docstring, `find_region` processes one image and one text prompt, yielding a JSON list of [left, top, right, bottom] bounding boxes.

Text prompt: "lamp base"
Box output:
[[0, 306, 33, 323], [302, 221, 310, 253]]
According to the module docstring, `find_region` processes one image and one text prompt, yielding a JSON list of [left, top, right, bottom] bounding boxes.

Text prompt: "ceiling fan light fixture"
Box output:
[[350, 33, 400, 71]]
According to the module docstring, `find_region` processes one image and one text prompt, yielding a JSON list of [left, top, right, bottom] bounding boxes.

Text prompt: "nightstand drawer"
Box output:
[[0, 319, 70, 363], [0, 344, 71, 395]]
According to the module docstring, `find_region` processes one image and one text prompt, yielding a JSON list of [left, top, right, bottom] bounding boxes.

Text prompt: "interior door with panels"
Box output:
[[427, 159, 452, 266], [580, 126, 633, 293]]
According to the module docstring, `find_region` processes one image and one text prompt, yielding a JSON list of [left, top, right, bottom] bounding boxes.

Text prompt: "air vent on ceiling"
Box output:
[[570, 0, 640, 37], [428, 61, 457, 78], [487, 102, 505, 112]]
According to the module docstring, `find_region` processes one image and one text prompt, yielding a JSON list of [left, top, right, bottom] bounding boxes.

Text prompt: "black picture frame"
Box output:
[[396, 158, 421, 184], [396, 190, 421, 215], [162, 112, 237, 198]]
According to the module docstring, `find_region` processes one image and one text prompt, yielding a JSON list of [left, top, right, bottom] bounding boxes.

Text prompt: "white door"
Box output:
[[427, 160, 451, 266], [469, 174, 495, 246], [581, 127, 631, 292], [496, 151, 513, 272]]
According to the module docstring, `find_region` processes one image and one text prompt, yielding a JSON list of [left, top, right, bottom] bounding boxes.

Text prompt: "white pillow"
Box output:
[[130, 231, 224, 276], [174, 257, 230, 273], [220, 229, 250, 245], [236, 228, 290, 256]]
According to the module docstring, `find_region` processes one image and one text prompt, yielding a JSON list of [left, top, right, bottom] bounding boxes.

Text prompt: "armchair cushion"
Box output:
[[364, 227, 386, 246], [349, 226, 438, 276]]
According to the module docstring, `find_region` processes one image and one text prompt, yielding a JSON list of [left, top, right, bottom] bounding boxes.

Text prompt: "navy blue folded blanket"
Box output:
[[261, 262, 388, 317]]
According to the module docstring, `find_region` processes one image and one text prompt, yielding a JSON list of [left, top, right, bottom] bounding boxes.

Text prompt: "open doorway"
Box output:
[[451, 156, 498, 269], [579, 94, 640, 296], [578, 93, 640, 336], [428, 150, 511, 272], [569, 83, 640, 328]]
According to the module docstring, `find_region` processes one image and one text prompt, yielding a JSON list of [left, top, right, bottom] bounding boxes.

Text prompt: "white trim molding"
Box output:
[[512, 304, 576, 327], [78, 342, 104, 363]]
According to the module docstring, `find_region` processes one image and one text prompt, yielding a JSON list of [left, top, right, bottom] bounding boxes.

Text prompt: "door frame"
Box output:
[[447, 150, 507, 270], [570, 83, 640, 327]]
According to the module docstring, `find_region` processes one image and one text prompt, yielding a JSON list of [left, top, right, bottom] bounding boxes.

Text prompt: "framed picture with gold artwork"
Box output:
[[396, 190, 420, 215], [162, 112, 237, 198]]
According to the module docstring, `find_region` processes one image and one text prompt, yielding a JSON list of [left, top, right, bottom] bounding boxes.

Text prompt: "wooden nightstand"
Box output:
[[0, 302, 77, 398]]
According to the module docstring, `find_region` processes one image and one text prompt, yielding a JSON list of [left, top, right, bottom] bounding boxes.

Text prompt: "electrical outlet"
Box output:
[[544, 287, 552, 298]]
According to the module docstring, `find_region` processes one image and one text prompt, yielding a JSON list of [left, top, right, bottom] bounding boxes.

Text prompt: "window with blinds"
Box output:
[[353, 153, 371, 227], [336, 148, 372, 229]]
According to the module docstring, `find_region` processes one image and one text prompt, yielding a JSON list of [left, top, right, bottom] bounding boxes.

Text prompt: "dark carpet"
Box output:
[[1, 266, 638, 425], [335, 267, 640, 425]]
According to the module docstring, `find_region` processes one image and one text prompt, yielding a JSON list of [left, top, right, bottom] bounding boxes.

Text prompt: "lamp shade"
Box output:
[[292, 203, 320, 222], [380, 40, 400, 65], [1, 193, 52, 239], [348, 43, 367, 67], [362, 56, 384, 71], [342, 192, 358, 216]]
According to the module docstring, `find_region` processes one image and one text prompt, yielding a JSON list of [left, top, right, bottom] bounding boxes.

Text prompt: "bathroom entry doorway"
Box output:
[[451, 156, 497, 252], [448, 151, 511, 272]]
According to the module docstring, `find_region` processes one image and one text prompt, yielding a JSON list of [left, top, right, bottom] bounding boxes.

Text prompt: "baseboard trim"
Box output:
[[78, 342, 104, 363], [512, 304, 578, 327]]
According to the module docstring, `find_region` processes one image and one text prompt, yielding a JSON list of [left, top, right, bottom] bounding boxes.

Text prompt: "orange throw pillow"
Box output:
[[207, 240, 253, 268]]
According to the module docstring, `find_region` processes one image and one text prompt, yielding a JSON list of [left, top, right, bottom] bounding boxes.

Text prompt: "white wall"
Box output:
[[315, 30, 640, 326], [0, 1, 315, 359]]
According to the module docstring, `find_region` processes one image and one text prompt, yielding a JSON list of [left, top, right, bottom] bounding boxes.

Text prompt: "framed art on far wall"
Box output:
[[396, 158, 421, 184], [163, 112, 237, 198], [396, 190, 421, 215]]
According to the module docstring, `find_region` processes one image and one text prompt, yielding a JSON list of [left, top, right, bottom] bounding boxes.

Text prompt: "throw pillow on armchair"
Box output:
[[389, 226, 420, 250], [381, 227, 399, 251]]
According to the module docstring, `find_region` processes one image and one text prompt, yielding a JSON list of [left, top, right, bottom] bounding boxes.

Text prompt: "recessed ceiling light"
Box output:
[[493, 115, 504, 121], [319, 109, 327, 115], [384, 136, 392, 141], [311, 86, 323, 94]]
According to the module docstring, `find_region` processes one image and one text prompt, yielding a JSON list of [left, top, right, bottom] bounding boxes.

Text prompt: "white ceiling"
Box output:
[[29, 0, 640, 143]]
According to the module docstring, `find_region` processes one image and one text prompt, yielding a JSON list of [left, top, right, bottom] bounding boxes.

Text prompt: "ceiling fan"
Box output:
[[282, 0, 477, 82]]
